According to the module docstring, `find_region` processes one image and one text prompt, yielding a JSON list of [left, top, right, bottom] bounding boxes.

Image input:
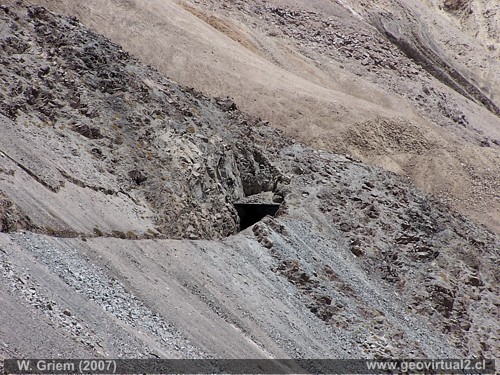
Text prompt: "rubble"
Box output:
[[0, 2, 498, 361]]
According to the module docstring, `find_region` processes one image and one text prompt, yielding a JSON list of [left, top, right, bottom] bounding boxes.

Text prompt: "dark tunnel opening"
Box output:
[[234, 203, 281, 231]]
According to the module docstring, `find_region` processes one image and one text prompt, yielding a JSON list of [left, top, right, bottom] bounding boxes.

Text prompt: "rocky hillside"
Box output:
[[0, 1, 499, 363], [24, 0, 500, 234]]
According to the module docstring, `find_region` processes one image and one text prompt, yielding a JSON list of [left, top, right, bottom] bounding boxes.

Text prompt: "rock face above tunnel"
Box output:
[[0, 3, 288, 239], [0, 2, 499, 362]]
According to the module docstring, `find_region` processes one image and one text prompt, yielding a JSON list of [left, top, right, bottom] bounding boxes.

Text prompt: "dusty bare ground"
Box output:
[[0, 3, 499, 362], [21, 0, 500, 233]]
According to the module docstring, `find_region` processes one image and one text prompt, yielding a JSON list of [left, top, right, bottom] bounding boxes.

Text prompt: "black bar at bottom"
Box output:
[[2, 358, 496, 374]]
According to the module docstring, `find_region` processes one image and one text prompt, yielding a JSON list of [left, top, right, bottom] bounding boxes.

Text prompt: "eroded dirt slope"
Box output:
[[0, 4, 499, 361], [21, 0, 500, 233]]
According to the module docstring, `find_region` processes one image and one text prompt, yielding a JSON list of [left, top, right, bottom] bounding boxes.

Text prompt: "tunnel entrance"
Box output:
[[234, 203, 281, 231]]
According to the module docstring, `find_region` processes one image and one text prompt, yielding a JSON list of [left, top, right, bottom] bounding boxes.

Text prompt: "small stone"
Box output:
[[319, 296, 332, 305], [466, 276, 483, 287], [351, 247, 364, 257], [272, 193, 284, 203], [339, 223, 351, 232], [128, 170, 147, 185], [262, 238, 273, 249]]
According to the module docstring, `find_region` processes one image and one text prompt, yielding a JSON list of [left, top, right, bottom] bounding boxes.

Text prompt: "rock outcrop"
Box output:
[[0, 3, 498, 362]]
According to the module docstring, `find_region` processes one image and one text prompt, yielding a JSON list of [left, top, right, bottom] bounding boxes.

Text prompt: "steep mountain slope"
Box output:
[[0, 4, 499, 361], [22, 0, 500, 233]]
